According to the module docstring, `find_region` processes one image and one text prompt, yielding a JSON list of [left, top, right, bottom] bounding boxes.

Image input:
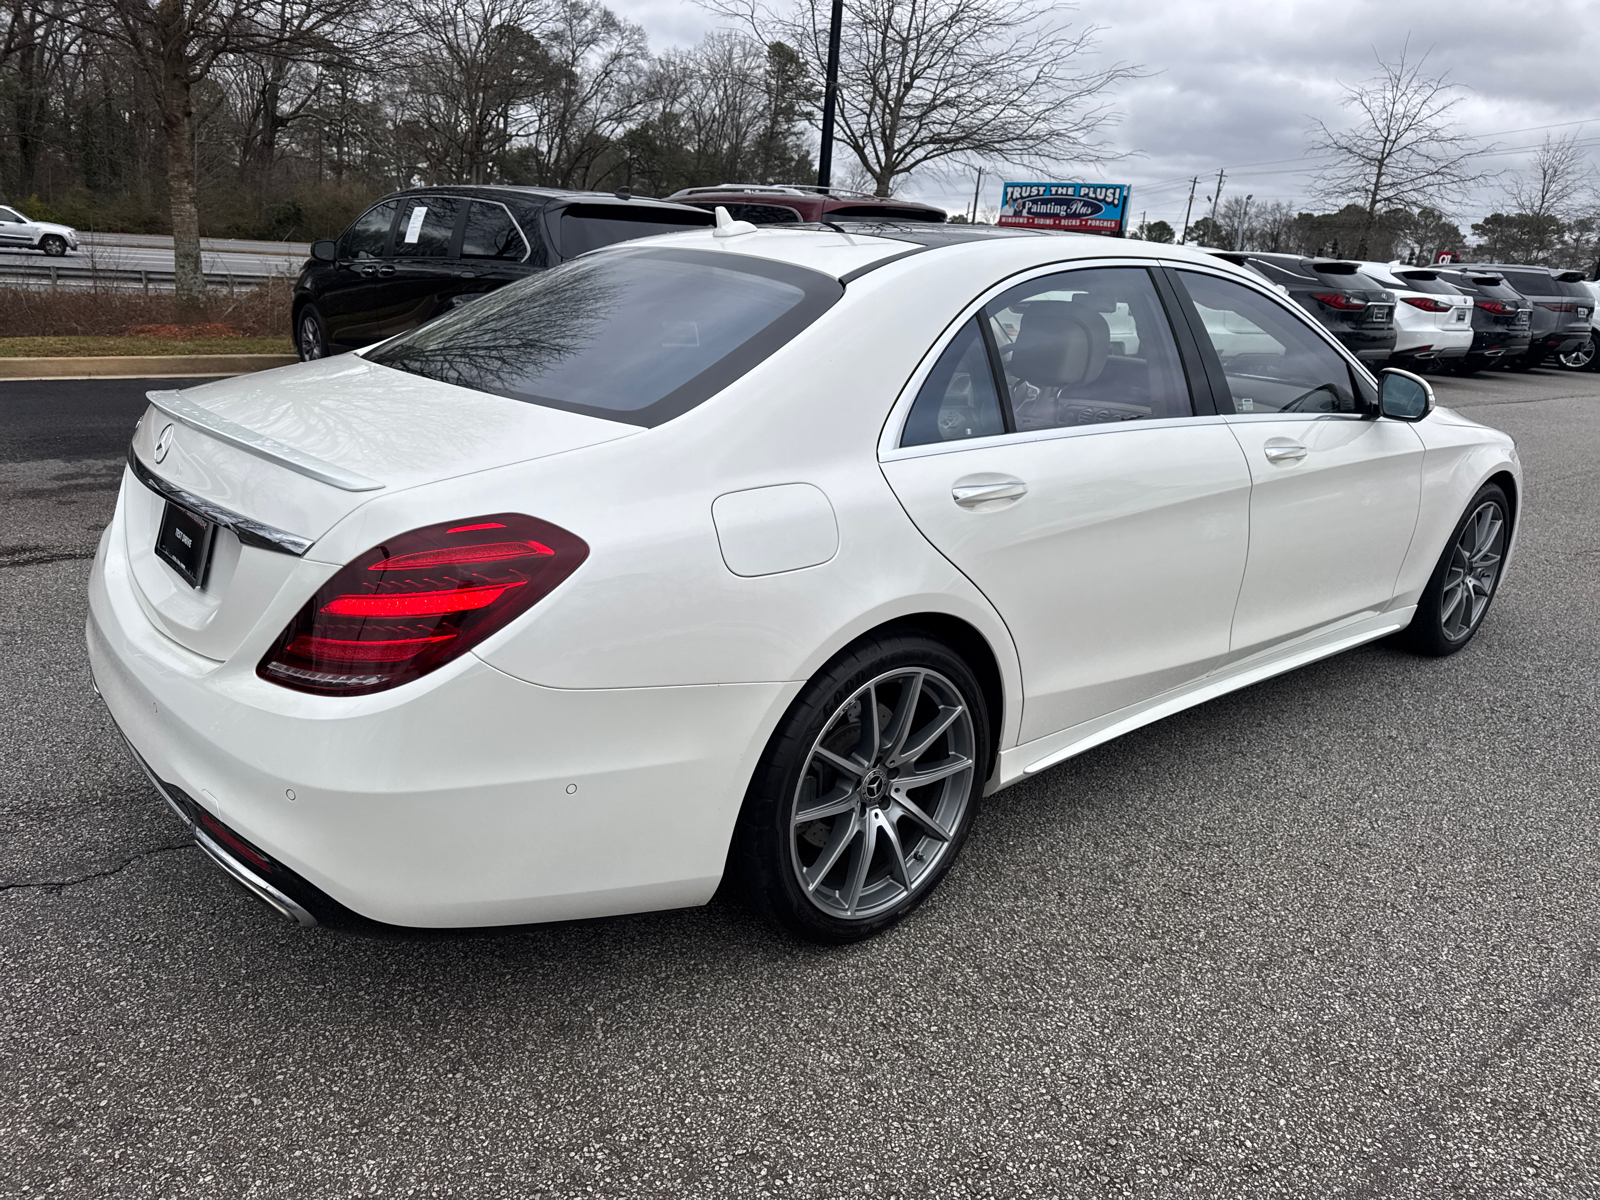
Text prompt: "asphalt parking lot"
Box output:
[[3, 367, 1598, 1199]]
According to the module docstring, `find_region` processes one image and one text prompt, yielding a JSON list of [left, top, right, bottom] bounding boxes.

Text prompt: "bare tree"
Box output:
[[708, 0, 1138, 196], [85, 0, 375, 304], [1252, 200, 1295, 252], [1506, 132, 1592, 221], [1308, 43, 1490, 260]]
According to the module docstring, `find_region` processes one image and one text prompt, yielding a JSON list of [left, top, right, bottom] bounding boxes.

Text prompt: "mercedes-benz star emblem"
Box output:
[[153, 423, 176, 463]]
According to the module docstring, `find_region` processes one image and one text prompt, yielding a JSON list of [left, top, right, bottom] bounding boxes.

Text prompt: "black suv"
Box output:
[[1420, 268, 1533, 373], [1456, 263, 1592, 370], [293, 186, 715, 359], [1209, 252, 1397, 363]]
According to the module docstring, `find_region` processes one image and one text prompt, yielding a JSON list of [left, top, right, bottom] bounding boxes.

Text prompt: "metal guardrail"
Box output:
[[0, 260, 290, 290]]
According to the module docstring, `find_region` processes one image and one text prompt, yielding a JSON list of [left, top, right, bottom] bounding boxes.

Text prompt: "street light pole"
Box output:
[[816, 0, 845, 191]]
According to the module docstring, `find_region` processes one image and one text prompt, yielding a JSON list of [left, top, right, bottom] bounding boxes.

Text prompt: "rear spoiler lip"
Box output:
[[145, 390, 385, 494]]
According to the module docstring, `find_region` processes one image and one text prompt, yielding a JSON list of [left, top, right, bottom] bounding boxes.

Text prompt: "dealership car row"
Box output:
[[284, 182, 1600, 383]]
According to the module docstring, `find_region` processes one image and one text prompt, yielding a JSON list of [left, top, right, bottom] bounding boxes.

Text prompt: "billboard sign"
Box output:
[[997, 182, 1130, 235]]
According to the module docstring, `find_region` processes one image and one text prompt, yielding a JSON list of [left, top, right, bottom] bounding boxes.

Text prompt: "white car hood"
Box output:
[[32, 220, 75, 236]]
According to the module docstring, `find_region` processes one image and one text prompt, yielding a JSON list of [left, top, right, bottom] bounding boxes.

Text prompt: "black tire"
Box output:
[[38, 235, 66, 257], [1558, 333, 1597, 371], [1397, 483, 1510, 657], [295, 305, 328, 361], [1506, 355, 1537, 373], [733, 632, 991, 943], [1455, 357, 1482, 376]]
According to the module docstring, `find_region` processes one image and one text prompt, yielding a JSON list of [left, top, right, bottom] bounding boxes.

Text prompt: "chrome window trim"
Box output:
[[127, 446, 314, 556]]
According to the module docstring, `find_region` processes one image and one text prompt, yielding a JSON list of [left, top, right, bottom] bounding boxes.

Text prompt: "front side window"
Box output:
[[340, 200, 398, 261], [0, 206, 25, 223], [394, 197, 462, 258], [461, 202, 528, 260], [1177, 271, 1360, 415], [902, 318, 1005, 446], [366, 248, 841, 427], [986, 266, 1193, 429]]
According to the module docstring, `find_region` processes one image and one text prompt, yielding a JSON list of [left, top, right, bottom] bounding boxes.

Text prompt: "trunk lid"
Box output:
[[122, 354, 637, 660]]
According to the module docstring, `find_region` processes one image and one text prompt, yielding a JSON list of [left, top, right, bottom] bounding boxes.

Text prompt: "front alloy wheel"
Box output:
[[1399, 484, 1509, 656], [1558, 334, 1596, 371], [296, 307, 328, 361], [38, 235, 66, 257], [735, 633, 989, 942]]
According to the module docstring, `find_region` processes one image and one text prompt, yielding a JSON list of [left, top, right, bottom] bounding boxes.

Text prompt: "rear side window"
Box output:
[[366, 248, 841, 427], [558, 205, 714, 257], [461, 202, 528, 260], [986, 266, 1194, 428], [394, 197, 462, 258], [902, 318, 1005, 446]]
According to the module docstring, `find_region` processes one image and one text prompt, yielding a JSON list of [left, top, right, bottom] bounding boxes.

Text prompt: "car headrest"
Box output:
[[1008, 301, 1109, 388]]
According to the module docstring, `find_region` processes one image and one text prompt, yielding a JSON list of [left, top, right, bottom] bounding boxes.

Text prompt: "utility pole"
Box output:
[[1238, 193, 1253, 250], [1178, 176, 1199, 243], [969, 167, 984, 223], [1208, 168, 1226, 224], [816, 0, 845, 190]]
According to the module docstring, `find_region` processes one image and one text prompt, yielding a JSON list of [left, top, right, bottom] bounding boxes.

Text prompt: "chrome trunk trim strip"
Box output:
[[127, 446, 314, 556]]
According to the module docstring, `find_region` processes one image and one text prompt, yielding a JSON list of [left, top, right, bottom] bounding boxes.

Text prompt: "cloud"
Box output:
[[604, 0, 1600, 225]]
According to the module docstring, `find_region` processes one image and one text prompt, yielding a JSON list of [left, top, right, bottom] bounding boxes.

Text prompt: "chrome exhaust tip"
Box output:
[[195, 830, 319, 928]]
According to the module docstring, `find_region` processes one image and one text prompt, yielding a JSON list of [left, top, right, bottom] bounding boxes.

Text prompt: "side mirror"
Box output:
[[311, 239, 337, 263], [1378, 367, 1434, 421]]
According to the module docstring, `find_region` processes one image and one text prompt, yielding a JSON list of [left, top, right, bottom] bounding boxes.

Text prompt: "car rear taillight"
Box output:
[[1401, 296, 1451, 312], [258, 514, 588, 696], [1311, 292, 1367, 311], [1477, 300, 1514, 315], [1537, 301, 1578, 312]]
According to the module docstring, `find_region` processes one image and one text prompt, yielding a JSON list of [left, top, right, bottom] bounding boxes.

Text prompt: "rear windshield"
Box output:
[[366, 248, 841, 427], [1392, 271, 1462, 296], [1555, 278, 1595, 299], [1496, 269, 1556, 297], [558, 204, 713, 257], [1435, 273, 1511, 300]]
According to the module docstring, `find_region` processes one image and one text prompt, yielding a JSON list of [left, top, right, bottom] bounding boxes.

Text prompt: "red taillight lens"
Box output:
[[1401, 296, 1451, 312], [1538, 301, 1578, 312], [258, 513, 588, 696], [1311, 292, 1367, 311], [1477, 300, 1512, 315]]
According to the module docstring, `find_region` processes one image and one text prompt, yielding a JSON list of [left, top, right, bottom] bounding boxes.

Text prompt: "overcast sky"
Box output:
[[609, 0, 1600, 231]]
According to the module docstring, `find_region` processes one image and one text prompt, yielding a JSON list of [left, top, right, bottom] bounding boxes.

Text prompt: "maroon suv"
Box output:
[[665, 185, 946, 226]]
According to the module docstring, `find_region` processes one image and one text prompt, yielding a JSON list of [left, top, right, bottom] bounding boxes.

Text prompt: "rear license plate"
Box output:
[[1453, 308, 1467, 322], [1367, 305, 1392, 323], [155, 500, 216, 589]]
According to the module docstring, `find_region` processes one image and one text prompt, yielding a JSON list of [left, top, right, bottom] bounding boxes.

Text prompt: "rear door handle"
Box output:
[[1263, 443, 1307, 462], [359, 265, 376, 277], [952, 479, 1028, 507]]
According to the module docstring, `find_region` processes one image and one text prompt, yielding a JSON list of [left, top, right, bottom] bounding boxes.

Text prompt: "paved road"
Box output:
[[2, 368, 1598, 1198], [0, 232, 305, 281]]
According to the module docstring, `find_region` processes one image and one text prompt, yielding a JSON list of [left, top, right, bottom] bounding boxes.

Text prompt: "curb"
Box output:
[[0, 354, 297, 381]]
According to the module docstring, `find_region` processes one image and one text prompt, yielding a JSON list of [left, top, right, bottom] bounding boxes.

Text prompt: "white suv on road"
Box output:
[[0, 204, 78, 256]]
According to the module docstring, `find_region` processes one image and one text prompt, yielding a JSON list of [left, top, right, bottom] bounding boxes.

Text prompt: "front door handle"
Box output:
[[359, 265, 377, 277], [1263, 443, 1307, 462], [376, 265, 395, 277], [952, 479, 1028, 508]]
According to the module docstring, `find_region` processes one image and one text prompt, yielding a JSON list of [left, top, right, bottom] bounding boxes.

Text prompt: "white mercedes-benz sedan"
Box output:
[[88, 217, 1521, 942]]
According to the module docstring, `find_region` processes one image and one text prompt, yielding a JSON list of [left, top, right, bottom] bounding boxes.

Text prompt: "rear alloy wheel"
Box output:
[[734, 634, 989, 943], [296, 306, 328, 361], [1558, 334, 1597, 371], [1398, 484, 1509, 657], [38, 235, 66, 257]]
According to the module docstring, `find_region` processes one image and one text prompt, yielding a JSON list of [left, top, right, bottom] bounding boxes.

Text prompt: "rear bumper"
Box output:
[[87, 517, 799, 929]]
